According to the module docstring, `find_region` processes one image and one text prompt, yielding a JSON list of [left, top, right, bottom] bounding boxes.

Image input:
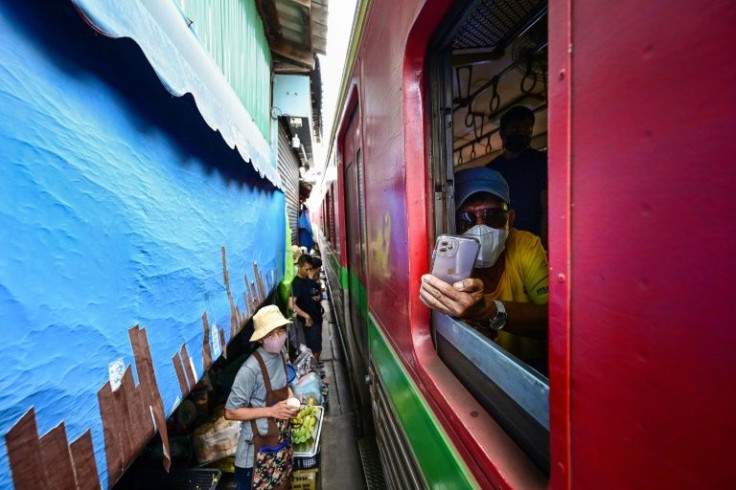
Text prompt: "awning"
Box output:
[[71, 0, 281, 188]]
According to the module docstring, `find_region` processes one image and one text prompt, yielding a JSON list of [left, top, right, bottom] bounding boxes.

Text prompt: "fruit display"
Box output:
[[291, 398, 320, 446]]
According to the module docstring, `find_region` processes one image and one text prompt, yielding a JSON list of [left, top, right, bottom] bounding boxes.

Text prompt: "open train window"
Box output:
[[427, 0, 550, 473]]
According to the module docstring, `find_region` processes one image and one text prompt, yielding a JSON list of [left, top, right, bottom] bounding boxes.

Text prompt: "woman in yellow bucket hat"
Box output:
[[225, 305, 299, 489]]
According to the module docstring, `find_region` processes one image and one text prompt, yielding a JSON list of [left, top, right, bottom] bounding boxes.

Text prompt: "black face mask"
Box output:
[[503, 135, 531, 153]]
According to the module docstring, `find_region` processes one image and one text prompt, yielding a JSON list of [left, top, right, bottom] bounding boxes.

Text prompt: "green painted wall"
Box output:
[[278, 207, 294, 309], [177, 0, 272, 138]]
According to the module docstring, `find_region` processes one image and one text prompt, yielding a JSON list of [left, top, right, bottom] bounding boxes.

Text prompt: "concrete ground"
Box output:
[[316, 297, 367, 490]]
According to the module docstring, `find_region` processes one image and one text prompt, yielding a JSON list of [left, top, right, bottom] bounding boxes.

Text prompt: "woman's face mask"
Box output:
[[463, 224, 509, 268], [262, 329, 287, 353]]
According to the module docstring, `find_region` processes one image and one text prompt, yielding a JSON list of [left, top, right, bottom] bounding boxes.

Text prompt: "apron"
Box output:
[[249, 351, 293, 490]]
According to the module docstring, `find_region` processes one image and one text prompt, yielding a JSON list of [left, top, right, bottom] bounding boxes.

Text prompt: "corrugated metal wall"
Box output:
[[176, 0, 272, 139], [278, 123, 301, 244]]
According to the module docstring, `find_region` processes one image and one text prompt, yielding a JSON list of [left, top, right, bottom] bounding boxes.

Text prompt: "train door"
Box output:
[[342, 106, 372, 429], [344, 108, 368, 361]]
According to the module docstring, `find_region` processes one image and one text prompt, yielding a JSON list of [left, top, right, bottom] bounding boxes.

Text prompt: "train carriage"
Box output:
[[314, 0, 736, 488]]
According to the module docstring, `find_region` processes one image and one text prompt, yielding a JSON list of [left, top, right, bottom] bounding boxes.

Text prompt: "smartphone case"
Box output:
[[430, 235, 480, 284]]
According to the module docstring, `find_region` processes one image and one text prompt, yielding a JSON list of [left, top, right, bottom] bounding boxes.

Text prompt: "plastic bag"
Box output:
[[291, 371, 322, 406], [294, 345, 313, 379], [192, 406, 241, 464], [289, 317, 306, 353]]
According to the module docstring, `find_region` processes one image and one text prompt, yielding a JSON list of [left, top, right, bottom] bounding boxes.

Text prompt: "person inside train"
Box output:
[[290, 254, 324, 362], [486, 106, 547, 244], [420, 167, 549, 372]]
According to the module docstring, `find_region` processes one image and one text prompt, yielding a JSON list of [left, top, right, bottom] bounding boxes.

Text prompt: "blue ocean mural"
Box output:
[[0, 1, 284, 487]]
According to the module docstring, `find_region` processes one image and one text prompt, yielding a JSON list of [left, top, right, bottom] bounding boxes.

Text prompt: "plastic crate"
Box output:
[[293, 449, 320, 470], [205, 455, 236, 474], [171, 469, 221, 490], [291, 468, 319, 490], [121, 468, 221, 490]]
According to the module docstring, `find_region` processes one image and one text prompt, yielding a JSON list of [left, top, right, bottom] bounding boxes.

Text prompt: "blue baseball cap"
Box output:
[[454, 167, 511, 209]]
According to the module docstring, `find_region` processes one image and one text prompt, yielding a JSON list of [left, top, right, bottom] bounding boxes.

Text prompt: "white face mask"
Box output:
[[463, 225, 508, 268]]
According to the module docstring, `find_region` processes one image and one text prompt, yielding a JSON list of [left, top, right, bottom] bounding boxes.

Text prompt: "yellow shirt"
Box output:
[[485, 229, 548, 365]]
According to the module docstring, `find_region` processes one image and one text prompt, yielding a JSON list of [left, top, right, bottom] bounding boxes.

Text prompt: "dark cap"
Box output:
[[455, 167, 511, 209]]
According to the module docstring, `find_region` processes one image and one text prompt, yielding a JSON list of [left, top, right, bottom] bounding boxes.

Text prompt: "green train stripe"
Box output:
[[328, 252, 339, 275], [325, 251, 347, 291], [368, 309, 478, 489], [348, 270, 368, 313], [340, 265, 348, 291]]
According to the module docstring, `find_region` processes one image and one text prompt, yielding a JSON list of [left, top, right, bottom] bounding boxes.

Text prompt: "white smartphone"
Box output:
[[430, 234, 480, 284]]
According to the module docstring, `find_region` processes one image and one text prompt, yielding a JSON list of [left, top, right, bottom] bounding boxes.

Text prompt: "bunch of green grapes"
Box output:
[[291, 399, 318, 444], [291, 424, 312, 444]]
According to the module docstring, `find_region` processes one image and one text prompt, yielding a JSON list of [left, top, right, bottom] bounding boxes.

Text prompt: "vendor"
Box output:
[[225, 305, 299, 490]]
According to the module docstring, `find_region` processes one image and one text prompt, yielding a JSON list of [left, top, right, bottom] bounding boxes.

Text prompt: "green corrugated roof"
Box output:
[[177, 0, 272, 139]]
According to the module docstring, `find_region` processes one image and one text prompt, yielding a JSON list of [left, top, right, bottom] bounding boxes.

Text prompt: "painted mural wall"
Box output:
[[0, 1, 283, 488]]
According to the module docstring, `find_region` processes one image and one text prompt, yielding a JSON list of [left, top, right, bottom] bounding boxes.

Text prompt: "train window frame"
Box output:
[[324, 189, 332, 244], [329, 188, 337, 248], [426, 0, 551, 474], [356, 148, 368, 278]]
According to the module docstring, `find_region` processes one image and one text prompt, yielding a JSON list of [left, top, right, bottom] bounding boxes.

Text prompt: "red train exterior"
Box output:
[[314, 0, 736, 487]]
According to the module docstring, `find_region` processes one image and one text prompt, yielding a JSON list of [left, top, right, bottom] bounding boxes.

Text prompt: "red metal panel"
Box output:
[[548, 0, 573, 487], [569, 0, 736, 487], [360, 0, 416, 338]]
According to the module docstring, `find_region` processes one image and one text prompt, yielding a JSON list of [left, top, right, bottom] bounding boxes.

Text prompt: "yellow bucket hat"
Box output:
[[249, 305, 291, 341]]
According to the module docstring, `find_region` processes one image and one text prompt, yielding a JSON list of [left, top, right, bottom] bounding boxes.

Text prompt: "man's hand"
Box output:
[[270, 400, 299, 420], [304, 315, 313, 327], [419, 274, 487, 320]]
